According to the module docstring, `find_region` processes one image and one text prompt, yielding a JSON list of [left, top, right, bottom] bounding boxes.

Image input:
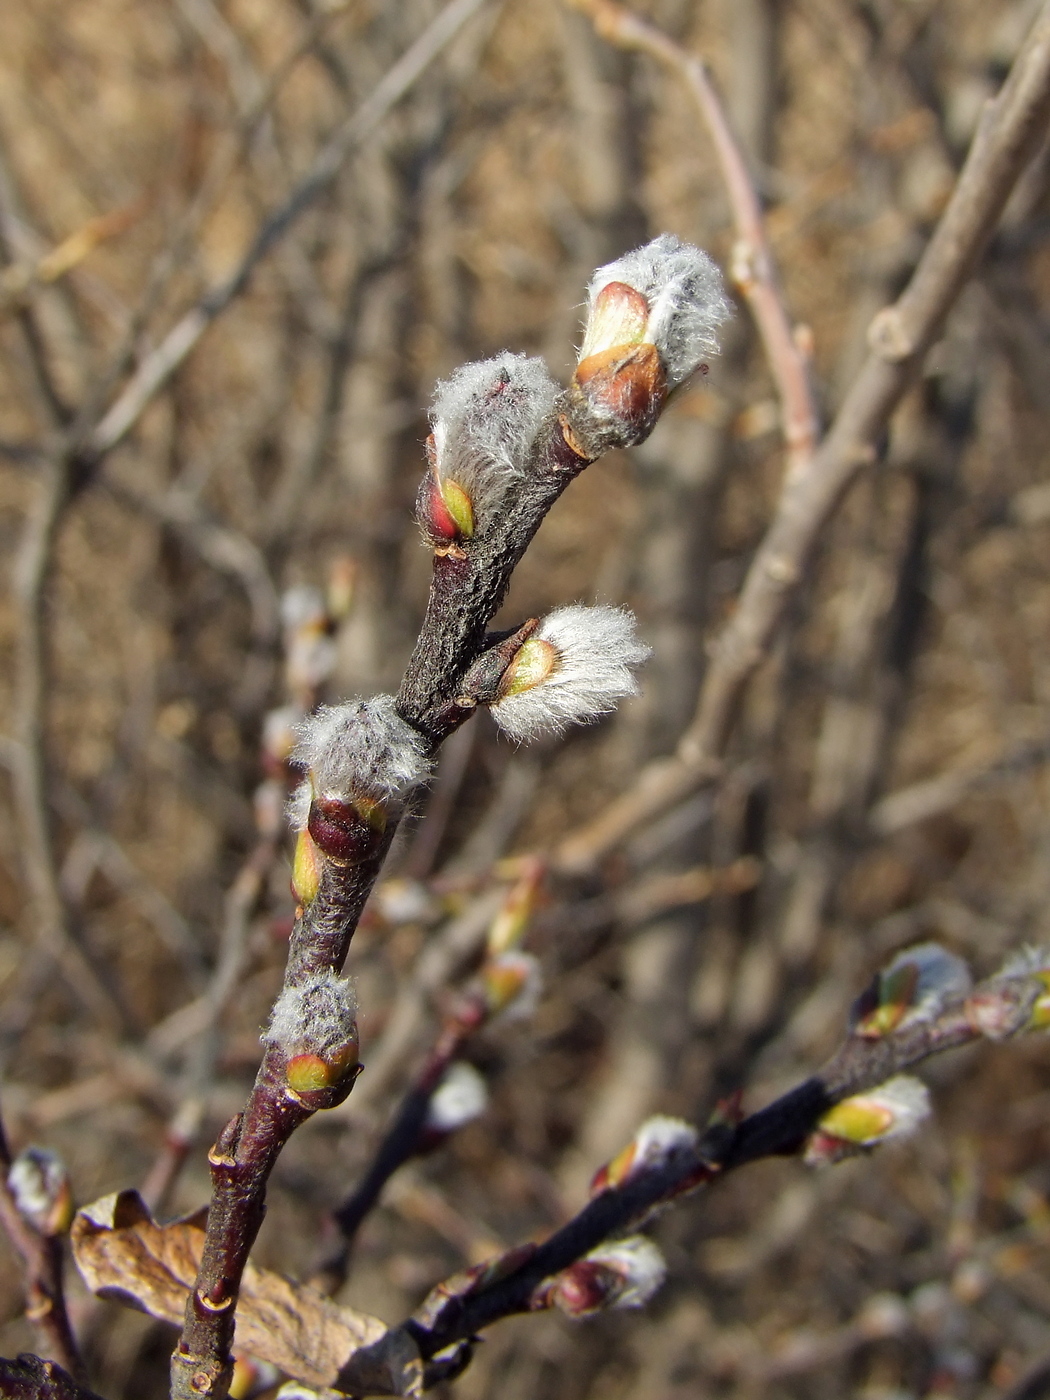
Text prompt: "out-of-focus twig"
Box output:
[[86, 0, 491, 462], [869, 735, 1050, 835], [0, 1105, 85, 1383], [8, 464, 126, 1028], [557, 0, 1050, 873], [402, 721, 478, 880], [0, 204, 143, 319], [337, 888, 504, 1118], [99, 475, 281, 648], [139, 833, 278, 1216], [315, 1014, 480, 1293]]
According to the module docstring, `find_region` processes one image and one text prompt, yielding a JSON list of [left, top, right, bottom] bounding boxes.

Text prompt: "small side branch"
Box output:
[[0, 1108, 86, 1383], [316, 1020, 473, 1293], [10, 460, 125, 1027], [353, 959, 1039, 1371]]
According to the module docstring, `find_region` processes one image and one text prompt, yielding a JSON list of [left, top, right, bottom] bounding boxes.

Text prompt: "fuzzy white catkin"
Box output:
[[8, 1148, 66, 1227], [425, 1061, 489, 1133], [585, 1236, 667, 1310], [881, 942, 972, 1022], [292, 695, 429, 811], [263, 968, 358, 1056], [843, 1075, 931, 1144], [430, 353, 560, 515], [868, 1076, 931, 1140], [999, 944, 1050, 979], [630, 1115, 699, 1167], [491, 605, 651, 743], [585, 233, 732, 387]]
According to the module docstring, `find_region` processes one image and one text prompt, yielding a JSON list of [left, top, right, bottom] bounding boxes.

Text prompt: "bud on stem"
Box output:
[[568, 234, 730, 456], [264, 971, 361, 1110], [8, 1147, 73, 1236]]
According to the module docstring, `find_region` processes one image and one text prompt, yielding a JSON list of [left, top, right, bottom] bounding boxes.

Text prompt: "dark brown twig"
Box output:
[[0, 1354, 104, 1400], [315, 1014, 480, 1294], [344, 960, 1041, 1379]]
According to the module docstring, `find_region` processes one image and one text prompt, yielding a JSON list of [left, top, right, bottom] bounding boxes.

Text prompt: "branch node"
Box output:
[[867, 306, 918, 363]]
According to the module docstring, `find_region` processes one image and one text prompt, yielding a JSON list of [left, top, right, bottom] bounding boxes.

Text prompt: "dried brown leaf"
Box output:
[[71, 1191, 421, 1394]]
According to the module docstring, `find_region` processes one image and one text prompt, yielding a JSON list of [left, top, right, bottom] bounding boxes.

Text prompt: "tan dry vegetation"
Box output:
[[4, 0, 1050, 1397]]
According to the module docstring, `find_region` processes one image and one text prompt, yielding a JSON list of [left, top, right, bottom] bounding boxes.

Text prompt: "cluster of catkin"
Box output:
[[266, 235, 730, 1139]]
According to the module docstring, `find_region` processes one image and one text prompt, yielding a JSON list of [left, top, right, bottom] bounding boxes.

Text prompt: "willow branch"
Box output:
[[557, 0, 1050, 873], [173, 238, 713, 1398], [0, 1109, 85, 1383], [349, 959, 1042, 1376], [9, 463, 126, 1027]]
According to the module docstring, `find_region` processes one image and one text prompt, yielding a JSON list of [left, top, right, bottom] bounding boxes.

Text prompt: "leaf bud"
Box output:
[[578, 280, 650, 361], [490, 606, 651, 743], [591, 1115, 698, 1195], [532, 1236, 667, 1316], [486, 858, 545, 956], [573, 343, 666, 437], [291, 826, 322, 907], [851, 943, 971, 1039], [418, 459, 475, 554], [7, 1146, 73, 1236], [804, 1075, 930, 1166], [480, 951, 542, 1022]]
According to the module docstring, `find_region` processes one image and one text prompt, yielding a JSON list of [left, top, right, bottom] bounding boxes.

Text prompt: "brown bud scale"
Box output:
[[307, 796, 380, 863], [573, 343, 667, 434]]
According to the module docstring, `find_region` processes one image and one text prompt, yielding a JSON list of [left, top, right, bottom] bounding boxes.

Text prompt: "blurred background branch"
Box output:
[[4, 0, 1050, 1397]]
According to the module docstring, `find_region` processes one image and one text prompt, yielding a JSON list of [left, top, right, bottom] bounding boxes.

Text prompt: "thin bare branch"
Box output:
[[87, 0, 491, 462], [8, 465, 127, 1027], [0, 1106, 86, 1382], [557, 0, 1050, 873], [348, 956, 1042, 1378]]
